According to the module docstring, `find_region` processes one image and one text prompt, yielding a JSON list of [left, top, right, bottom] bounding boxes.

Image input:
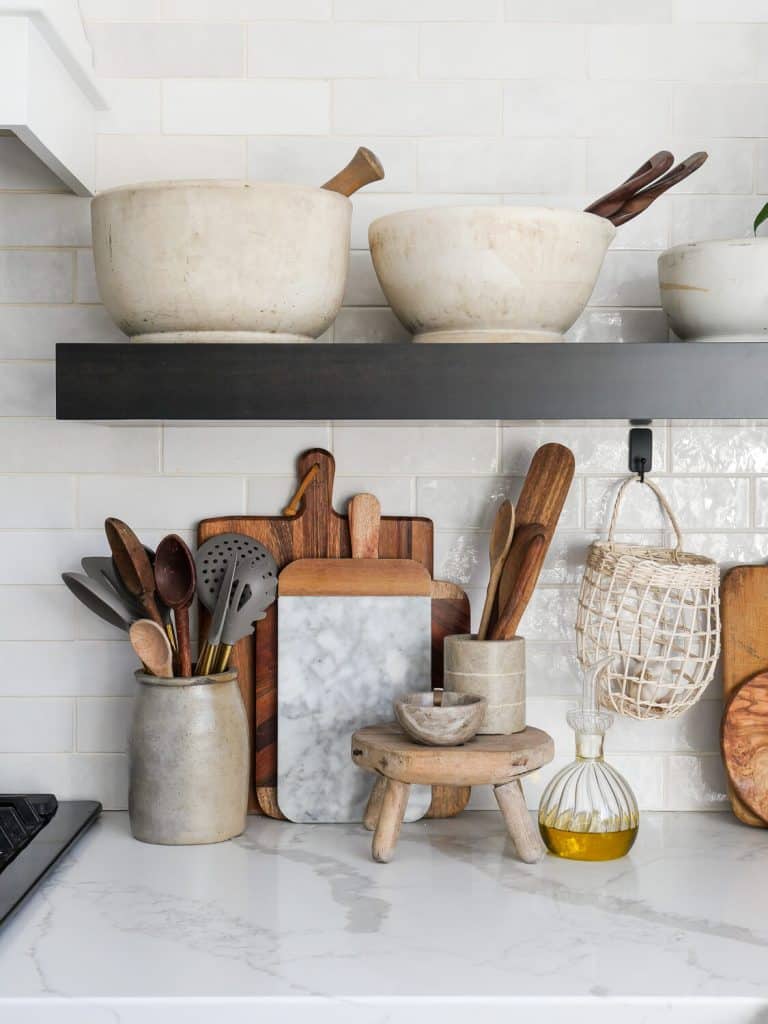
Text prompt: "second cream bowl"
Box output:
[[369, 206, 615, 343]]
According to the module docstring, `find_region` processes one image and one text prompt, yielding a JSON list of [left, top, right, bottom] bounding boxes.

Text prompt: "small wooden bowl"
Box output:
[[394, 689, 486, 747]]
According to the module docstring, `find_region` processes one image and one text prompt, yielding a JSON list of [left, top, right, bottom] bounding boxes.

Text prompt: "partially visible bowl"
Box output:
[[91, 180, 351, 343], [394, 689, 486, 746], [369, 206, 615, 343], [658, 238, 768, 342]]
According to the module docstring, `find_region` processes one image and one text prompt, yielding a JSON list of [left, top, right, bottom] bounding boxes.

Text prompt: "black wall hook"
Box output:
[[629, 426, 652, 482]]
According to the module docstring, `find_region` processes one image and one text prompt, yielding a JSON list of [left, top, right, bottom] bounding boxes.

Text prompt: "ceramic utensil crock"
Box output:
[[444, 634, 525, 734], [129, 669, 249, 845]]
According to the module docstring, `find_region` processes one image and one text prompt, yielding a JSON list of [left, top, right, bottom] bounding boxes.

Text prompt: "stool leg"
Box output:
[[372, 780, 410, 863], [363, 776, 387, 832], [494, 779, 546, 864]]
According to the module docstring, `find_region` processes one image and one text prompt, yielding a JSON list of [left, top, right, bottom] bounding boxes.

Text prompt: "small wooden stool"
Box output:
[[352, 724, 554, 863]]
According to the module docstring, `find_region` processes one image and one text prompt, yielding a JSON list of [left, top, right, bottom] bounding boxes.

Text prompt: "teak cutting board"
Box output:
[[199, 448, 469, 819], [722, 671, 768, 825], [721, 565, 768, 826], [277, 557, 433, 823]]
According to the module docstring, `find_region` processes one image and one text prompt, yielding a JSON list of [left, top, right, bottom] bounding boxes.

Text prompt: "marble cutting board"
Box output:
[[277, 590, 432, 824]]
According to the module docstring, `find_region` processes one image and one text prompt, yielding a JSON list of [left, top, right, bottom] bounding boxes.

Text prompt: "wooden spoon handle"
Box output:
[[176, 606, 192, 678], [489, 529, 547, 641], [322, 147, 384, 196], [477, 561, 503, 642], [585, 150, 674, 219], [610, 152, 708, 226]]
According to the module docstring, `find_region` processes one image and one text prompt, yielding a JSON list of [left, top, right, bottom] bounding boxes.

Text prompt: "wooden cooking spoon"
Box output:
[[610, 152, 708, 227], [585, 150, 674, 219], [322, 147, 384, 196], [477, 499, 515, 641], [130, 619, 173, 679], [155, 534, 196, 678], [490, 527, 547, 641], [105, 518, 167, 636]]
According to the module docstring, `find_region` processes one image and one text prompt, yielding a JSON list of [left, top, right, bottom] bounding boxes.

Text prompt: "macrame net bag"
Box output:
[[576, 476, 720, 720]]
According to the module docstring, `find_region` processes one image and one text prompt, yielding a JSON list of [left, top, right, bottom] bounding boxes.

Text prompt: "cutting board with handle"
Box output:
[[721, 565, 768, 826], [199, 449, 469, 819], [277, 516, 433, 823]]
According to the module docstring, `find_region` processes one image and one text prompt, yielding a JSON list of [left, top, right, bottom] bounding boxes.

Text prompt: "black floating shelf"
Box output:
[[56, 342, 768, 421]]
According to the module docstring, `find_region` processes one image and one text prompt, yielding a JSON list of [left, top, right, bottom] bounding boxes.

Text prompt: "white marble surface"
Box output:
[[278, 595, 432, 823], [1, 812, 768, 1022]]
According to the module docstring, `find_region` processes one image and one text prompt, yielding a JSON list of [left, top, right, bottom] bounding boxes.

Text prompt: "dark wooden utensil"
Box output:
[[322, 146, 384, 196], [155, 534, 196, 678], [609, 152, 708, 226], [585, 150, 674, 219], [722, 671, 768, 826], [490, 527, 547, 641], [105, 518, 168, 640]]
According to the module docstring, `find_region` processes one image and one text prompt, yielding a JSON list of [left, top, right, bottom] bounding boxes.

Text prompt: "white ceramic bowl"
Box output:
[[369, 206, 615, 343], [91, 180, 351, 343], [658, 238, 768, 342]]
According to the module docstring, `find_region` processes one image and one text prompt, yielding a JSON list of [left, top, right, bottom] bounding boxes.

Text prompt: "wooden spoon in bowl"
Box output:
[[477, 499, 515, 641], [322, 147, 384, 196], [154, 534, 196, 678], [130, 619, 173, 679]]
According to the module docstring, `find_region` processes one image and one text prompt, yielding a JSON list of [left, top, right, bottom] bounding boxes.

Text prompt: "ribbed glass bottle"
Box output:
[[538, 707, 639, 861]]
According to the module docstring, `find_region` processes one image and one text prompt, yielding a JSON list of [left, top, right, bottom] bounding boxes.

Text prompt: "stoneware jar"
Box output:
[[444, 634, 526, 734], [129, 669, 249, 845]]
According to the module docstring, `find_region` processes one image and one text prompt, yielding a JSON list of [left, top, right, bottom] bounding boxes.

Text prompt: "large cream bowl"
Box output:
[[91, 180, 351, 343], [369, 206, 615, 343]]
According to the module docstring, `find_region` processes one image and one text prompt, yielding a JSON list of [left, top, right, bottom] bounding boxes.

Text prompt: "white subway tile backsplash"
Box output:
[[585, 476, 751, 531], [0, 363, 55, 417], [591, 251, 661, 308], [502, 424, 667, 475], [565, 308, 670, 344], [0, 422, 159, 474], [333, 307, 410, 344], [673, 84, 768, 136], [163, 425, 329, 474], [0, 753, 128, 809], [89, 22, 244, 78], [665, 754, 728, 810], [342, 252, 385, 306], [421, 24, 586, 80], [504, 80, 670, 138], [96, 135, 247, 191], [78, 476, 244, 530], [82, 0, 330, 17], [164, 80, 329, 135], [680, 532, 768, 570], [0, 306, 125, 358], [0, 587, 75, 641], [0, 698, 74, 753], [417, 476, 581, 532], [96, 80, 163, 135], [0, 477, 75, 528], [674, 0, 768, 22], [334, 81, 501, 137], [417, 139, 585, 194], [75, 250, 99, 304], [247, 137, 417, 192], [0, 137, 67, 191], [505, 0, 672, 20], [669, 195, 756, 244], [333, 425, 499, 475], [77, 697, 133, 753], [0, 251, 72, 303], [336, 0, 498, 17], [248, 22, 417, 78], [0, 642, 136, 697], [590, 25, 757, 82], [672, 425, 768, 474]]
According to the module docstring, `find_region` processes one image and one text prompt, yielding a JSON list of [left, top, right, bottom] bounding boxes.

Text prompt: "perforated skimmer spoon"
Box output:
[[195, 533, 278, 672]]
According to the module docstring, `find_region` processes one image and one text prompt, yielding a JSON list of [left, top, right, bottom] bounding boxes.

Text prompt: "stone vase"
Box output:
[[444, 634, 525, 734], [129, 669, 249, 845]]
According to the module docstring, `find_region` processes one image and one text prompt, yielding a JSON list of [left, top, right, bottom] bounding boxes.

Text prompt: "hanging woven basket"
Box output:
[[575, 476, 720, 720]]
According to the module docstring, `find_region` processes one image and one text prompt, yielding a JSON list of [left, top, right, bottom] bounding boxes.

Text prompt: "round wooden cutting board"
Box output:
[[722, 671, 768, 825]]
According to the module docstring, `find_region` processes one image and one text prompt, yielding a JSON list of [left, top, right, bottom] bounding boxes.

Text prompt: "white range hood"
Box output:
[[0, 1, 106, 195]]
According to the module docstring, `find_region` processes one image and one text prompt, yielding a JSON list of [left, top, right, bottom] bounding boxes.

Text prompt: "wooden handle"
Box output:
[[490, 529, 547, 641], [176, 606, 192, 677], [322, 147, 384, 196], [296, 448, 336, 556], [283, 463, 319, 517], [477, 560, 504, 641], [349, 493, 381, 559], [610, 152, 708, 226], [585, 150, 674, 218]]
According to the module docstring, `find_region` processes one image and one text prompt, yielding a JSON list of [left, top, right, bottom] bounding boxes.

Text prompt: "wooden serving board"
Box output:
[[199, 448, 471, 819], [722, 671, 768, 825], [721, 564, 768, 827]]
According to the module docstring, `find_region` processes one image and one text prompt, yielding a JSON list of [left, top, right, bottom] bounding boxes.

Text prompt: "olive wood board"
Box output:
[[279, 559, 432, 596], [722, 671, 768, 825], [721, 564, 768, 827]]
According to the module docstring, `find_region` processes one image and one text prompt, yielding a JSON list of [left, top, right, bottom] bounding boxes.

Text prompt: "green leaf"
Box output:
[[754, 202, 768, 236]]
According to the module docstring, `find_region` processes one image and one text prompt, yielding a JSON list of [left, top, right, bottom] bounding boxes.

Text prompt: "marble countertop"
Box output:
[[1, 811, 767, 1023]]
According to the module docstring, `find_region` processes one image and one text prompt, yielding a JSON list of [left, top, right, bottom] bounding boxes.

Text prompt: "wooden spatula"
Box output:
[[477, 499, 515, 641], [322, 147, 384, 196], [489, 527, 547, 641], [491, 443, 575, 634]]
